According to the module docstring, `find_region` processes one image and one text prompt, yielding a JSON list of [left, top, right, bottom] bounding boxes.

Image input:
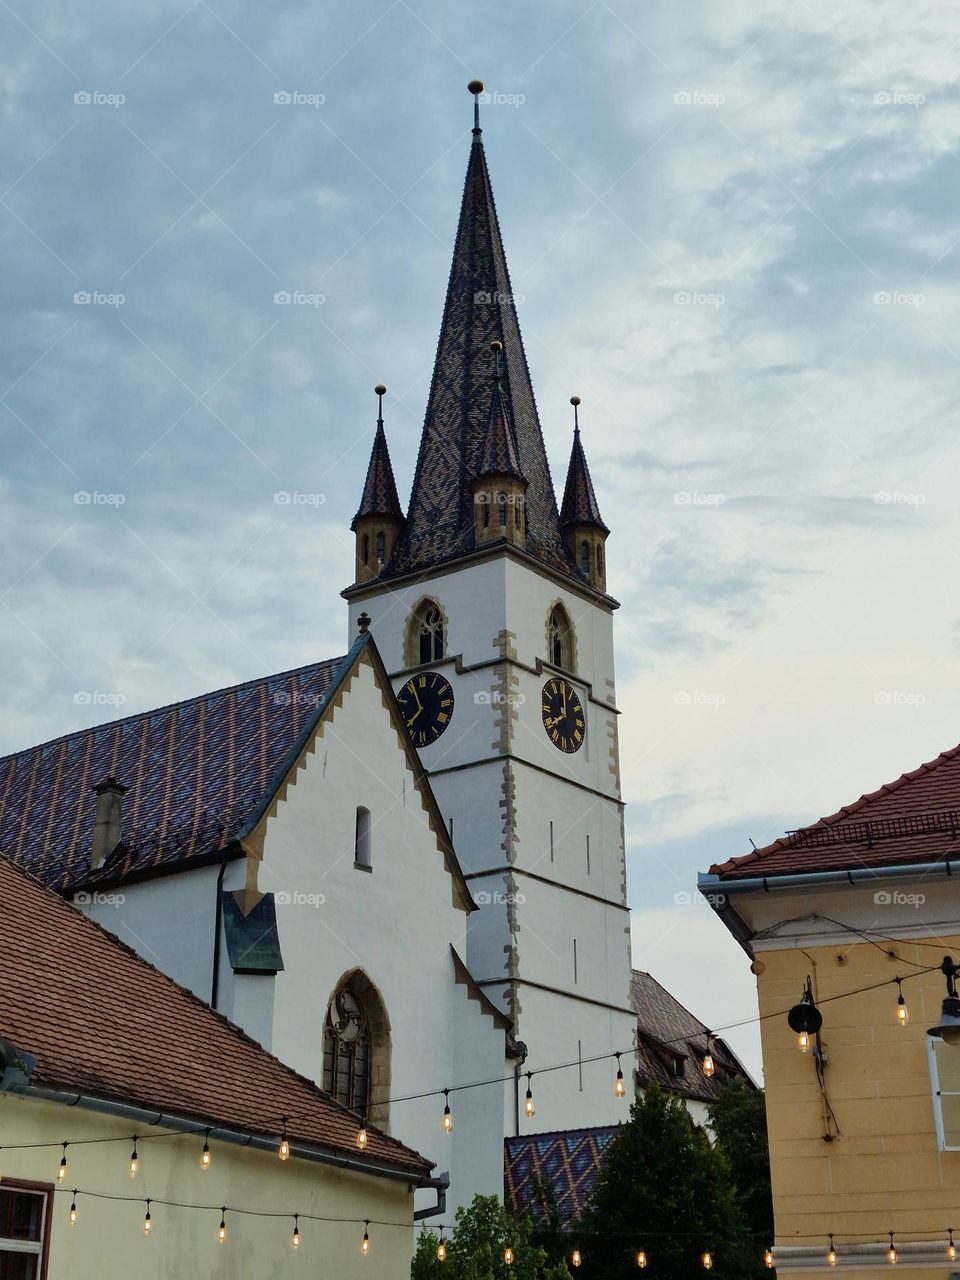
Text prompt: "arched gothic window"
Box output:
[[322, 984, 371, 1114], [549, 604, 573, 671], [415, 602, 444, 665]]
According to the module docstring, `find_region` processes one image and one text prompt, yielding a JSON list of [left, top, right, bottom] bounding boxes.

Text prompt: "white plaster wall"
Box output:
[[0, 1094, 413, 1280], [258, 657, 507, 1218]]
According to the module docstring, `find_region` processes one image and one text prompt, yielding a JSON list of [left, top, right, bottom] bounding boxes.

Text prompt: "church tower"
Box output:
[[343, 84, 634, 1135]]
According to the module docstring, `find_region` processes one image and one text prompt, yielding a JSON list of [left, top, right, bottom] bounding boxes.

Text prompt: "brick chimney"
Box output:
[[91, 776, 128, 870]]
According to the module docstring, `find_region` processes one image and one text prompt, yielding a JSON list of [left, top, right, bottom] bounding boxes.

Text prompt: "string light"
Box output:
[[827, 1233, 837, 1266], [291, 1214, 301, 1249], [200, 1132, 212, 1170], [128, 1138, 139, 1178], [702, 1037, 715, 1078], [68, 1192, 78, 1226], [437, 1230, 447, 1262], [442, 1090, 453, 1134], [571, 1248, 582, 1267], [504, 1245, 514, 1264], [615, 1052, 626, 1098], [888, 1231, 897, 1264], [356, 1126, 368, 1151], [361, 1221, 370, 1255], [278, 1117, 290, 1162], [896, 979, 909, 1025], [143, 1200, 152, 1235], [949, 1229, 956, 1262], [788, 978, 823, 1053], [702, 1250, 713, 1270], [524, 1074, 535, 1118], [636, 1249, 647, 1267], [57, 1143, 68, 1183], [217, 1209, 227, 1244], [764, 1247, 774, 1268]]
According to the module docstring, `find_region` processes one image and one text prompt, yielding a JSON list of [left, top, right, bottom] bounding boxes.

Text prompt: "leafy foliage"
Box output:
[[707, 1078, 774, 1253], [412, 1195, 571, 1280]]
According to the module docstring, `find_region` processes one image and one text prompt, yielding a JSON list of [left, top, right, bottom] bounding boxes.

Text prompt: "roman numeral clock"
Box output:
[[396, 672, 455, 747], [541, 676, 585, 754]]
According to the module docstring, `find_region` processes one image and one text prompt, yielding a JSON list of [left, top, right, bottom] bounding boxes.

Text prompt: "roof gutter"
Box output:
[[698, 857, 957, 897], [9, 1085, 439, 1191]]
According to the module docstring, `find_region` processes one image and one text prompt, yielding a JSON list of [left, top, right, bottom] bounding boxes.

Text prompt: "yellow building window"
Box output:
[[928, 1038, 960, 1150]]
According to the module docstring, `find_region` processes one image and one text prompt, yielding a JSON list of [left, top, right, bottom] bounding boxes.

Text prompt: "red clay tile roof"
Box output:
[[0, 657, 345, 891], [709, 742, 960, 880], [0, 855, 431, 1177], [631, 971, 751, 1102]]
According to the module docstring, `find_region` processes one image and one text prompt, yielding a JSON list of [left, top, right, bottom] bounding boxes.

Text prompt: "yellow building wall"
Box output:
[[756, 933, 960, 1277], [0, 1094, 415, 1279]]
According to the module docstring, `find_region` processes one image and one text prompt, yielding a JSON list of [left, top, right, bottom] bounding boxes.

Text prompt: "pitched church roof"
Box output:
[[351, 411, 403, 529], [561, 416, 609, 534], [0, 853, 432, 1177], [504, 1126, 618, 1228], [0, 656, 345, 891], [383, 102, 573, 580]]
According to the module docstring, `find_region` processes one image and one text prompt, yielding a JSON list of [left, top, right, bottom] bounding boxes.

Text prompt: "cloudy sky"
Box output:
[[3, 0, 960, 1078]]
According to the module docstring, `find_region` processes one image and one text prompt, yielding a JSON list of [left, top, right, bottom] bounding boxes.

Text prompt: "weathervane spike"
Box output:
[[468, 80, 485, 138], [374, 383, 386, 426], [570, 394, 581, 435]]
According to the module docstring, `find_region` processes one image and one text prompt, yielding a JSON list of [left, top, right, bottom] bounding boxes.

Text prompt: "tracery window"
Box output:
[[416, 602, 444, 665], [322, 985, 371, 1115], [549, 604, 573, 670]]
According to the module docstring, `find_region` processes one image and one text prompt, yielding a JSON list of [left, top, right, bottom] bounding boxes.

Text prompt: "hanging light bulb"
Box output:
[[129, 1138, 139, 1178], [615, 1052, 626, 1098], [896, 979, 909, 1025], [702, 1251, 714, 1270], [217, 1210, 227, 1245], [788, 978, 823, 1054], [68, 1192, 78, 1226], [278, 1117, 290, 1161], [524, 1074, 535, 1118], [948, 1229, 956, 1262], [442, 1090, 453, 1134], [57, 1144, 68, 1183], [798, 1029, 810, 1054], [200, 1131, 212, 1170], [504, 1246, 514, 1265], [764, 1247, 774, 1268], [356, 1126, 368, 1151], [361, 1222, 370, 1255], [636, 1249, 647, 1268], [437, 1231, 447, 1262], [702, 1037, 715, 1078], [570, 1248, 582, 1268], [827, 1234, 837, 1266], [291, 1215, 301, 1250], [888, 1232, 897, 1264], [143, 1201, 152, 1236]]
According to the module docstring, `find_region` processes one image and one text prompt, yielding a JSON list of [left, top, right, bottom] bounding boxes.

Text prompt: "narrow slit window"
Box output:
[[355, 806, 372, 869], [376, 531, 385, 564]]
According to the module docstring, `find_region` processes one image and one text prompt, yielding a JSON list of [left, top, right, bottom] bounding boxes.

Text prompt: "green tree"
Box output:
[[707, 1078, 774, 1255], [575, 1084, 761, 1279], [412, 1195, 571, 1280]]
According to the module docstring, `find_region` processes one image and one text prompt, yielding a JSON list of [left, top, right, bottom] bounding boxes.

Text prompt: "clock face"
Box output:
[[541, 677, 585, 753], [397, 671, 455, 746]]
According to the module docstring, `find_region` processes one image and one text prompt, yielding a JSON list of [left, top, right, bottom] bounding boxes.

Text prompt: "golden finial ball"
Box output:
[[570, 395, 581, 406], [468, 80, 485, 96], [490, 339, 503, 353], [375, 384, 386, 396]]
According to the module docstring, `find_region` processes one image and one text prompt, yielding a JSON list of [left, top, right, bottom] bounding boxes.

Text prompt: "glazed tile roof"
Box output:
[[503, 1126, 617, 1228], [560, 426, 608, 534], [0, 854, 431, 1177], [0, 656, 344, 892], [477, 377, 525, 482], [631, 971, 752, 1102], [709, 741, 960, 880], [351, 418, 403, 527], [384, 130, 574, 581]]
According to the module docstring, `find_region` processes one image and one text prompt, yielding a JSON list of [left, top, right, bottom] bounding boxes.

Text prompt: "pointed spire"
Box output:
[[351, 384, 403, 529], [561, 397, 609, 533], [477, 342, 525, 482], [386, 87, 572, 580]]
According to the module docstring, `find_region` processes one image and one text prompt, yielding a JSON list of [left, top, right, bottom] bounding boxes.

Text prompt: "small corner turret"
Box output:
[[351, 384, 405, 583], [471, 342, 528, 549], [560, 396, 609, 592]]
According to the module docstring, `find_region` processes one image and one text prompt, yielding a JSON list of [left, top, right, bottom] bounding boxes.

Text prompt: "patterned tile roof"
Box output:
[[631, 971, 752, 1103], [477, 377, 525, 482], [560, 426, 609, 534], [503, 1126, 617, 1228], [0, 656, 345, 892], [385, 131, 574, 580], [708, 741, 960, 880], [352, 418, 403, 527], [0, 854, 431, 1176]]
